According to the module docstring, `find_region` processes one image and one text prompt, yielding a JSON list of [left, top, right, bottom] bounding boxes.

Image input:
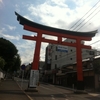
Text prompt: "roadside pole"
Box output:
[[21, 70, 24, 88], [21, 64, 26, 89]]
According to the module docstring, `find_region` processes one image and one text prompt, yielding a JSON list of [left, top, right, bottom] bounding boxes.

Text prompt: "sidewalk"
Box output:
[[0, 79, 31, 100]]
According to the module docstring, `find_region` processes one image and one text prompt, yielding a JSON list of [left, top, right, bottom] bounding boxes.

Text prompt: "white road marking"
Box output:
[[52, 97, 55, 99], [51, 95, 56, 100], [40, 85, 69, 100], [40, 86, 63, 94], [40, 86, 52, 90], [88, 93, 100, 96]]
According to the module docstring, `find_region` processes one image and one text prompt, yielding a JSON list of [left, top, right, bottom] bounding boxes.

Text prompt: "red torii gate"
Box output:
[[15, 12, 97, 90]]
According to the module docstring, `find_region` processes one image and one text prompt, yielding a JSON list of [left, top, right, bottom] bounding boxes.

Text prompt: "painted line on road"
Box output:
[[40, 86, 69, 100], [40, 86, 53, 90], [40, 86, 68, 95], [40, 86, 57, 100], [51, 97, 55, 99], [16, 81, 33, 100], [40, 86, 63, 94], [51, 95, 56, 100], [88, 93, 100, 97]]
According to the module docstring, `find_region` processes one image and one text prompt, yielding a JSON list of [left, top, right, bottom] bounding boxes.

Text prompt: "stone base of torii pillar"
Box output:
[[25, 87, 38, 92]]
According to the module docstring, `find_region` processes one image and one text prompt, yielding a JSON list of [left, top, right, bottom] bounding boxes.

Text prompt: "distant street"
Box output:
[[15, 77, 100, 100]]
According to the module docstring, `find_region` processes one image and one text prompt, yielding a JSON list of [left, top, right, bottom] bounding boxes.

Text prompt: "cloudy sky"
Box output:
[[0, 0, 100, 64]]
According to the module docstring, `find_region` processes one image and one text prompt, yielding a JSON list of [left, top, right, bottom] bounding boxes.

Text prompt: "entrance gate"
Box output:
[[15, 12, 97, 90]]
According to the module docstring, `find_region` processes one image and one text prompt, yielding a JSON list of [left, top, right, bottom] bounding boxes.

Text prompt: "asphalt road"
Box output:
[[15, 78, 100, 100], [0, 79, 30, 100]]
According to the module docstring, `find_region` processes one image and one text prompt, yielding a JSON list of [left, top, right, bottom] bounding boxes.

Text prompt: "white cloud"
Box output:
[[16, 39, 48, 63], [3, 34, 20, 40], [0, 27, 6, 32], [6, 25, 16, 30], [16, 40, 35, 64], [27, 1, 80, 29], [85, 32, 100, 48], [28, 1, 71, 27], [0, 0, 3, 8], [0, 0, 2, 3], [40, 43, 48, 61], [15, 4, 20, 12], [50, 0, 68, 7], [0, 28, 20, 40]]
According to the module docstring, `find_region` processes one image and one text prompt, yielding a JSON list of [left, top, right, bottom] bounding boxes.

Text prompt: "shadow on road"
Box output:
[[0, 90, 25, 95]]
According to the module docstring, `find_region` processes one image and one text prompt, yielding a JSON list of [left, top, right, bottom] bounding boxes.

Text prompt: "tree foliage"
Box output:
[[11, 54, 21, 71], [0, 38, 21, 72]]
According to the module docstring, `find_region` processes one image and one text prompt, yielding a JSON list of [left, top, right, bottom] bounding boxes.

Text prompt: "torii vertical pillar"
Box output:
[[32, 32, 42, 70], [76, 39, 84, 90]]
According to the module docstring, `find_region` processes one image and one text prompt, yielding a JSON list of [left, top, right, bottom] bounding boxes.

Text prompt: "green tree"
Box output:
[[0, 38, 21, 72], [11, 54, 21, 71]]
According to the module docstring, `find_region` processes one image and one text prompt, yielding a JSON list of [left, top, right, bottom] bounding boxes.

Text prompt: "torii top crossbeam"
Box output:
[[15, 12, 97, 90], [15, 12, 97, 38]]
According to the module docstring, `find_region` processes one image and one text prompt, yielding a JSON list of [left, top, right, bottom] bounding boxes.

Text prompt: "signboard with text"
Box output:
[[29, 70, 39, 88], [57, 45, 68, 52]]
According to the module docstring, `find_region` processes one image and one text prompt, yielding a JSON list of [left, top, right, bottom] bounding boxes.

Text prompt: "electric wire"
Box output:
[[90, 39, 100, 45], [69, 0, 100, 30], [73, 3, 100, 31], [76, 9, 100, 31]]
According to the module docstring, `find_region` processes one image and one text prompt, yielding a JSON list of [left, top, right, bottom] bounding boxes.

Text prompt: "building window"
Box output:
[[55, 64, 57, 69], [55, 55, 57, 60], [89, 51, 95, 55], [71, 49, 72, 52], [70, 58, 72, 60], [56, 46, 57, 51]]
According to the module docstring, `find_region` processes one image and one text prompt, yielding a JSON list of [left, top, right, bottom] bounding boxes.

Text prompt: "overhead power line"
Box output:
[[90, 39, 100, 45], [73, 2, 100, 31], [76, 9, 100, 31], [69, 0, 100, 48], [69, 0, 100, 30]]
